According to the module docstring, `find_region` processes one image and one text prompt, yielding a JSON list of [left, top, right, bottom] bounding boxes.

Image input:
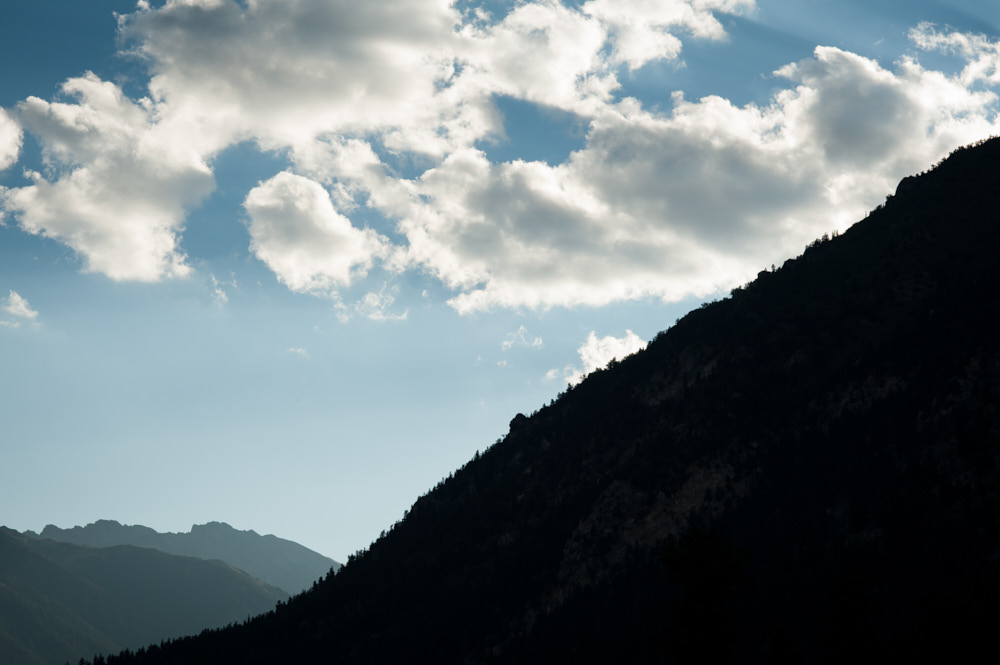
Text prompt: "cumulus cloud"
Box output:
[[0, 108, 21, 170], [244, 172, 388, 294], [2, 290, 39, 328], [362, 36, 1000, 312], [116, 0, 738, 159], [560, 329, 647, 385], [456, 1, 616, 116], [1, 74, 215, 281], [0, 0, 753, 292], [3, 0, 465, 282], [3, 2, 1000, 318], [120, 0, 469, 154], [583, 0, 754, 69]]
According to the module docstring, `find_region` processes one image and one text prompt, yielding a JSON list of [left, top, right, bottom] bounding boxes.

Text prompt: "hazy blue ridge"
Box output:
[[30, 520, 341, 595], [0, 526, 288, 665], [0, 527, 119, 665]]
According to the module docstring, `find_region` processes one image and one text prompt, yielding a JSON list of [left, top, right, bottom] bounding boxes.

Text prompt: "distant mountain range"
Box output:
[[50, 137, 1000, 662], [28, 520, 340, 596], [0, 526, 287, 665], [1, 521, 339, 665]]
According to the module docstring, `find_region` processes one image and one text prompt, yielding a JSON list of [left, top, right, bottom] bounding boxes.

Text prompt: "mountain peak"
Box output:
[[191, 521, 235, 532]]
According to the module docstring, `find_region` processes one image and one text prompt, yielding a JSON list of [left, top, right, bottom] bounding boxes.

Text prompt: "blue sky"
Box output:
[[2, 0, 998, 561]]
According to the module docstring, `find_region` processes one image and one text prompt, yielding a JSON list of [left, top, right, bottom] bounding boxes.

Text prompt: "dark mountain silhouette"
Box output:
[[0, 527, 287, 665], [78, 137, 1000, 664], [29, 520, 339, 595]]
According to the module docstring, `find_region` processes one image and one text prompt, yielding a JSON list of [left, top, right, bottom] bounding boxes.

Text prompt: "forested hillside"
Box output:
[[79, 137, 1000, 664]]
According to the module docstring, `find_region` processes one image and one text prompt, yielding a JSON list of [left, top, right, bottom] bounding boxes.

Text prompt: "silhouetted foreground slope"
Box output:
[[0, 528, 287, 665], [85, 138, 1000, 664], [30, 520, 340, 595]]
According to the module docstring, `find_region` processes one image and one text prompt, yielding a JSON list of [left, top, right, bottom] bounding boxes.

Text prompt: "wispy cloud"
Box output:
[[334, 283, 408, 323], [501, 325, 543, 351], [209, 272, 238, 305], [909, 22, 1000, 86], [2, 290, 39, 328]]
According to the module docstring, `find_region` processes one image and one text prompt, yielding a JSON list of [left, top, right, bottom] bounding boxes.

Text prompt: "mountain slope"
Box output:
[[0, 527, 288, 665], [0, 529, 119, 665], [31, 520, 339, 595], [82, 137, 1000, 664]]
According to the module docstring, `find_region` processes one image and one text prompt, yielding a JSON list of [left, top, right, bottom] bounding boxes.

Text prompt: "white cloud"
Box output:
[[583, 0, 754, 69], [111, 0, 751, 185], [456, 1, 616, 116], [562, 329, 647, 385], [2, 290, 40, 328], [333, 289, 408, 323], [909, 22, 1000, 86], [244, 172, 388, 294], [3, 3, 999, 317], [2, 0, 464, 283], [120, 0, 467, 153], [287, 346, 310, 358], [209, 272, 237, 305], [0, 0, 753, 292], [351, 284, 409, 322], [4, 290, 38, 319], [773, 46, 996, 171], [0, 108, 21, 170], [359, 37, 1000, 313], [1, 74, 215, 281], [502, 325, 543, 351]]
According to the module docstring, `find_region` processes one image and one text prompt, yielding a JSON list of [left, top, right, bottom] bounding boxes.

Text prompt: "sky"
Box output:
[[2, 0, 999, 562]]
